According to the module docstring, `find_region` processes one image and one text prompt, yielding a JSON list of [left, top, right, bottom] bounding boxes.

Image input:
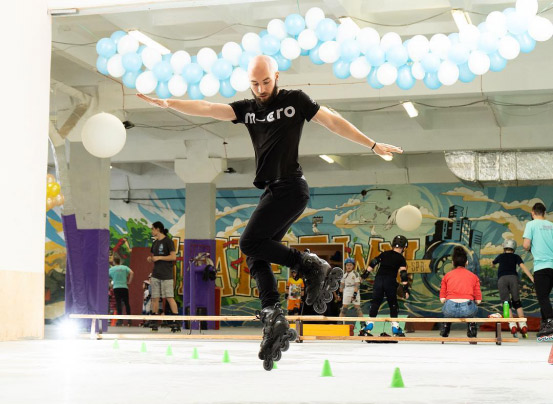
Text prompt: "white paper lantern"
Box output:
[[486, 11, 508, 37], [107, 54, 125, 77], [280, 38, 301, 60], [170, 50, 191, 74], [135, 71, 158, 94], [516, 0, 538, 17], [376, 63, 398, 85], [407, 35, 430, 62], [197, 48, 218, 73], [318, 41, 340, 63], [230, 67, 250, 92], [297, 29, 318, 50], [81, 113, 126, 158], [395, 205, 423, 232], [242, 33, 261, 54], [222, 42, 243, 66], [459, 25, 481, 50], [528, 16, 553, 42], [430, 33, 451, 59], [199, 73, 220, 97], [380, 32, 402, 52], [438, 60, 459, 86], [267, 19, 287, 40], [350, 56, 371, 79], [498, 36, 521, 60], [141, 47, 162, 70], [411, 62, 425, 80], [356, 27, 380, 54], [305, 7, 325, 30], [168, 75, 187, 97], [117, 35, 139, 55], [468, 50, 490, 75]]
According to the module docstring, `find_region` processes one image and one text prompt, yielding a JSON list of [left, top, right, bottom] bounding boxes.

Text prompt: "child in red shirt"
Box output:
[[439, 246, 482, 339]]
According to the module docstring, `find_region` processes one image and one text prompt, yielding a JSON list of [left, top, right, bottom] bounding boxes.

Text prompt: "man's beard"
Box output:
[[252, 84, 279, 107]]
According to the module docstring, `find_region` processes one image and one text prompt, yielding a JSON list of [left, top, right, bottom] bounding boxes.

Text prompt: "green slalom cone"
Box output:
[[390, 367, 405, 388], [140, 342, 147, 353], [166, 345, 173, 356], [191, 347, 199, 359], [272, 361, 278, 370], [112, 339, 119, 349], [320, 359, 333, 377], [222, 350, 231, 363]]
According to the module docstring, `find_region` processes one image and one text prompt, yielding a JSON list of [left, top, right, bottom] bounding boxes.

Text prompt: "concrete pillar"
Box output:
[[184, 183, 216, 239], [0, 1, 51, 340]]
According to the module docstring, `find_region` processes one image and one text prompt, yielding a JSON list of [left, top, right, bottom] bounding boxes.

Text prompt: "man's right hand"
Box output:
[[137, 93, 169, 108]]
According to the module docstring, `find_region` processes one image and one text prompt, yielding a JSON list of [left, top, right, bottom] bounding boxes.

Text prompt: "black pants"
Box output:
[[369, 276, 399, 318], [534, 268, 553, 320], [114, 288, 131, 316], [239, 177, 309, 308]]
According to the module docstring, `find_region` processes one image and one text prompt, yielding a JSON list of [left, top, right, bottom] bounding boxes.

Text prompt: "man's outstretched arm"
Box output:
[[311, 106, 403, 159], [137, 93, 237, 121]]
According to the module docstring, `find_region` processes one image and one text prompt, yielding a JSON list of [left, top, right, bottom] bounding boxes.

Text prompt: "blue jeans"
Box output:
[[442, 300, 477, 318]]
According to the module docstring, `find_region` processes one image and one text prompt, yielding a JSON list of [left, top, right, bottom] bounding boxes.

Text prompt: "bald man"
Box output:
[[138, 55, 403, 369]]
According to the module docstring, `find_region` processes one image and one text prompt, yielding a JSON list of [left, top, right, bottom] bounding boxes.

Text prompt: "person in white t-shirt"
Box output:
[[339, 258, 364, 319]]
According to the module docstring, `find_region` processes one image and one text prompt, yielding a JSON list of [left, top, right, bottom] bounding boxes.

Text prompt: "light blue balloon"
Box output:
[[162, 53, 172, 62], [503, 7, 516, 16], [155, 81, 171, 99], [448, 43, 470, 65], [239, 51, 257, 70], [333, 60, 350, 79], [315, 18, 337, 42], [191, 55, 197, 63], [506, 13, 529, 35], [188, 83, 204, 100], [478, 22, 489, 33], [273, 52, 292, 71], [421, 53, 441, 73], [489, 52, 507, 72], [478, 32, 499, 54], [110, 31, 127, 44], [367, 67, 383, 89], [183, 63, 204, 84], [386, 44, 408, 67], [458, 63, 476, 83], [448, 33, 460, 45], [300, 47, 309, 56], [153, 61, 173, 82], [285, 14, 306, 36], [365, 45, 385, 67], [96, 56, 109, 75], [340, 39, 360, 62], [309, 43, 324, 65], [122, 71, 139, 89], [96, 38, 116, 58], [515, 32, 536, 53], [259, 30, 268, 38], [211, 59, 233, 80], [260, 34, 280, 55], [219, 79, 237, 98], [423, 72, 442, 90], [396, 65, 415, 90], [137, 45, 146, 55], [122, 52, 142, 71]]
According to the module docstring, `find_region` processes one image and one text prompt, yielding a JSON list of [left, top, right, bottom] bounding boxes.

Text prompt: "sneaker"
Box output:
[[537, 319, 553, 338]]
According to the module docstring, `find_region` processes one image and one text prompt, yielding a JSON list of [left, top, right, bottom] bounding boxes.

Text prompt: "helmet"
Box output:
[[503, 239, 517, 250], [344, 257, 355, 265], [392, 235, 408, 249]]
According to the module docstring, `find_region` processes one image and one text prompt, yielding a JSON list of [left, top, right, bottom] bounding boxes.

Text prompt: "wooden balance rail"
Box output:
[[69, 314, 525, 345]]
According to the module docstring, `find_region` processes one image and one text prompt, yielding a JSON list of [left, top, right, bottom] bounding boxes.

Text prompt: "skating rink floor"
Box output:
[[1, 326, 551, 404]]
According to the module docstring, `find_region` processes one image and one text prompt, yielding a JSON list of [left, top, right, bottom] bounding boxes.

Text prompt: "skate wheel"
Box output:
[[328, 280, 340, 291], [280, 339, 290, 352], [321, 290, 333, 303], [287, 328, 298, 341], [272, 349, 282, 361], [263, 358, 273, 371], [313, 300, 327, 314], [329, 267, 343, 280]]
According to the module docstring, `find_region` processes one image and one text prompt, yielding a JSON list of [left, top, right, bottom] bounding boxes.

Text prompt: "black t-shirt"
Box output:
[[230, 89, 320, 189], [151, 236, 176, 280], [375, 250, 407, 278], [493, 253, 523, 278]]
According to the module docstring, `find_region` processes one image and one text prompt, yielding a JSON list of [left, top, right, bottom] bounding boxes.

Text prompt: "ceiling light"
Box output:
[[319, 155, 334, 164], [128, 30, 171, 55], [402, 101, 419, 118], [451, 9, 472, 30]]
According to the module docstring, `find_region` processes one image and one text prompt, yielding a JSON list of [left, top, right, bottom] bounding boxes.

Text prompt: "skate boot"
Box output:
[[296, 249, 343, 314], [392, 322, 405, 337], [467, 322, 478, 344], [378, 332, 398, 343], [518, 321, 528, 338], [169, 319, 181, 333], [359, 321, 374, 341], [256, 303, 297, 371], [440, 322, 451, 338], [509, 321, 518, 337], [150, 320, 159, 332], [537, 318, 553, 339]]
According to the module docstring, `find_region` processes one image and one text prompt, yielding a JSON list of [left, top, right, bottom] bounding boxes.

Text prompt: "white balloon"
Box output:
[[230, 67, 250, 92], [468, 50, 490, 75], [242, 32, 261, 54], [107, 54, 125, 77], [516, 0, 538, 17], [336, 19, 359, 43], [438, 60, 459, 86], [81, 113, 126, 159], [305, 7, 325, 30], [199, 73, 220, 97], [486, 11, 508, 37], [170, 50, 191, 74], [222, 42, 243, 66], [197, 48, 218, 73], [528, 16, 553, 42], [135, 71, 158, 94], [280, 38, 301, 60], [380, 32, 402, 52], [356, 27, 380, 54], [168, 75, 187, 97], [459, 25, 480, 50], [395, 205, 422, 232], [376, 63, 398, 86], [298, 29, 318, 50], [411, 62, 425, 80], [498, 36, 520, 59], [350, 56, 371, 79], [429, 33, 451, 59], [268, 19, 287, 40], [318, 41, 340, 63], [117, 35, 139, 54], [407, 35, 430, 62], [141, 47, 162, 70]]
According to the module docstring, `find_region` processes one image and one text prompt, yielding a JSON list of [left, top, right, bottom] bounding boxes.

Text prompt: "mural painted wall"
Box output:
[[45, 183, 552, 321]]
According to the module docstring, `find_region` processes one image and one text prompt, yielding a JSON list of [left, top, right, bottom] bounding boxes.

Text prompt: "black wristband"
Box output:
[[371, 142, 377, 150]]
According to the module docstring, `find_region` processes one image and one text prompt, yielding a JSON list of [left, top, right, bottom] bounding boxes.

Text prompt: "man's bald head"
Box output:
[[248, 55, 279, 105]]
